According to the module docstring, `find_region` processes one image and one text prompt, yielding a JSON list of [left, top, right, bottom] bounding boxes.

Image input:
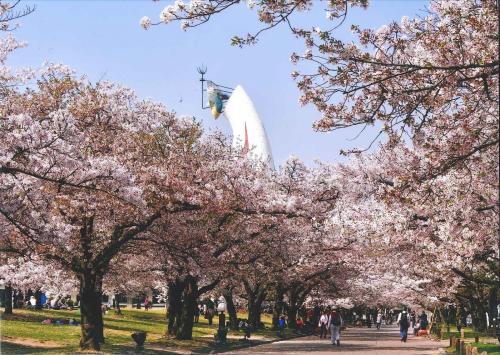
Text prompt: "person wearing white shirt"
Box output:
[[376, 312, 383, 329], [318, 311, 329, 339]]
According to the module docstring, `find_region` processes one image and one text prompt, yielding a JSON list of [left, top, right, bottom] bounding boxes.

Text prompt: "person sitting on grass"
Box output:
[[59, 297, 69, 310], [26, 295, 36, 309], [66, 297, 74, 310], [50, 296, 59, 310]]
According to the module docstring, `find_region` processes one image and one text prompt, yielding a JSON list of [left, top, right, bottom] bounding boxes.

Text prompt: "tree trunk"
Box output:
[[243, 280, 267, 330], [79, 271, 104, 351], [166, 275, 219, 339], [176, 275, 197, 340], [287, 288, 299, 329], [437, 307, 445, 324], [223, 288, 238, 330], [34, 289, 43, 310], [247, 291, 267, 329], [287, 305, 299, 329], [12, 289, 20, 309], [4, 284, 13, 315], [488, 286, 498, 327], [468, 287, 487, 332], [248, 296, 261, 329], [114, 294, 122, 315], [287, 284, 311, 330], [272, 284, 285, 330], [97, 292, 105, 343], [167, 279, 183, 336]]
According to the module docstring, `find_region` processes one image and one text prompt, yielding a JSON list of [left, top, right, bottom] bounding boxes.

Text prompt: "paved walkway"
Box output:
[[230, 325, 447, 354]]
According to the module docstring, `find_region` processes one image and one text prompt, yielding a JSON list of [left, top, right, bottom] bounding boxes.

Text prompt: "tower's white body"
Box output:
[[223, 85, 274, 168]]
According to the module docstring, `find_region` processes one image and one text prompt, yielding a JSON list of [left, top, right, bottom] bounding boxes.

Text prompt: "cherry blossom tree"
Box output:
[[1, 2, 496, 351], [144, 0, 498, 317], [332, 147, 498, 324], [0, 60, 229, 349]]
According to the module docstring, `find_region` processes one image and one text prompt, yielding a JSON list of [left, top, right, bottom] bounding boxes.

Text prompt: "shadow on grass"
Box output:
[[102, 343, 179, 354], [108, 310, 166, 324], [1, 341, 71, 355], [1, 341, 184, 355], [1, 310, 80, 324], [147, 337, 267, 354], [103, 319, 216, 337], [104, 321, 162, 334]]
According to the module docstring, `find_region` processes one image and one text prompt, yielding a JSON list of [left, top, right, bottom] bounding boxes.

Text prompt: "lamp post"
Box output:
[[214, 301, 228, 344]]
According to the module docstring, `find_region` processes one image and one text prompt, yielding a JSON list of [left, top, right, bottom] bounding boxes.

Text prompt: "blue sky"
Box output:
[[11, 0, 428, 167]]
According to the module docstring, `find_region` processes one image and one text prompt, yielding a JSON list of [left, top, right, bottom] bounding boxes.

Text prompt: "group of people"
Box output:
[[46, 295, 75, 310], [193, 299, 216, 325], [317, 307, 343, 346], [352, 310, 389, 328], [398, 310, 429, 342], [8, 291, 76, 310]]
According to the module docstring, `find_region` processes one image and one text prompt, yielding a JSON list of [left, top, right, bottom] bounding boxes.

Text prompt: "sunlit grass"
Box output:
[[0, 308, 286, 354], [441, 325, 500, 355]]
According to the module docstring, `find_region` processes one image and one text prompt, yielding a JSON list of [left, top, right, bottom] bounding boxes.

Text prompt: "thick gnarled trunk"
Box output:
[[4, 284, 13, 315], [287, 291, 299, 329], [165, 274, 219, 340], [287, 283, 312, 329], [248, 300, 262, 329], [167, 279, 183, 336], [13, 289, 20, 310], [488, 287, 498, 329], [176, 275, 198, 340], [244, 281, 267, 330], [272, 284, 285, 330], [114, 294, 122, 315], [79, 271, 104, 351], [223, 288, 238, 330]]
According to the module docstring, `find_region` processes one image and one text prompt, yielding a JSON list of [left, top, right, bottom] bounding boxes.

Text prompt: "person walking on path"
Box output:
[[398, 310, 410, 342], [318, 310, 329, 339], [376, 311, 383, 330], [330, 307, 343, 346]]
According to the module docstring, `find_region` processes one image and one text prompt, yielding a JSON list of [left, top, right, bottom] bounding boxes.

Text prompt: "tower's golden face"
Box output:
[[211, 105, 221, 119]]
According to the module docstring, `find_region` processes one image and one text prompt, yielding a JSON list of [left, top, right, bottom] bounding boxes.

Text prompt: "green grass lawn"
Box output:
[[0, 308, 292, 354], [440, 325, 500, 355], [469, 342, 500, 355], [440, 324, 487, 340], [445, 342, 500, 355]]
